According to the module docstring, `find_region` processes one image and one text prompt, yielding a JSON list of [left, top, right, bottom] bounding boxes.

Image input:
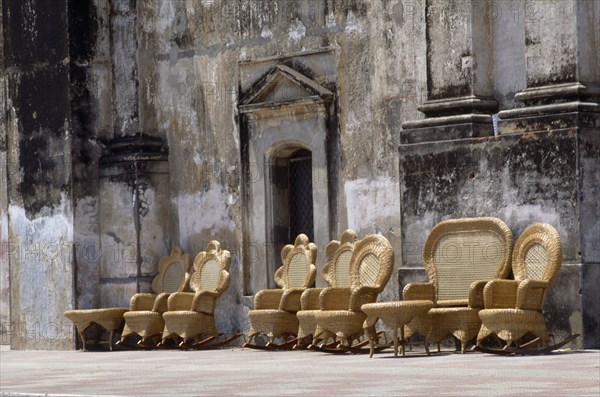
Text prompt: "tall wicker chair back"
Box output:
[[423, 218, 513, 305], [402, 217, 513, 353], [312, 234, 394, 350], [118, 247, 192, 346], [152, 247, 192, 294], [477, 224, 569, 352], [160, 241, 232, 347], [295, 230, 358, 346], [245, 234, 317, 348]]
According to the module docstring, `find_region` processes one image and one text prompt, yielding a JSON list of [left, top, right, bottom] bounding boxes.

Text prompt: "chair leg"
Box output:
[[392, 327, 399, 357], [109, 330, 115, 351]]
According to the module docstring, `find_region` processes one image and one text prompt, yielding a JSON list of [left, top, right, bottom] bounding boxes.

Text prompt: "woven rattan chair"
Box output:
[[403, 217, 513, 353], [313, 234, 394, 352], [160, 241, 232, 348], [245, 234, 317, 349], [119, 247, 192, 346], [294, 229, 358, 348], [476, 223, 574, 353]]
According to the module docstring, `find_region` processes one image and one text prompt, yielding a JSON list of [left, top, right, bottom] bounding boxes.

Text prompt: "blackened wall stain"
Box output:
[[15, 67, 70, 216], [68, 0, 101, 198], [4, 0, 68, 67]]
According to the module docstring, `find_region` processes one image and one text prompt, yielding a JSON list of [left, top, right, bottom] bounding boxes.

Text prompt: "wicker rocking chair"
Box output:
[[245, 234, 317, 350], [294, 229, 358, 349], [160, 241, 240, 349], [117, 247, 192, 347], [402, 217, 513, 354], [476, 223, 579, 354], [312, 234, 394, 353]]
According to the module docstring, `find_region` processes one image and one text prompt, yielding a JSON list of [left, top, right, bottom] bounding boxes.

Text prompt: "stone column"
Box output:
[[401, 0, 497, 144], [498, 0, 599, 128], [497, 0, 600, 349]]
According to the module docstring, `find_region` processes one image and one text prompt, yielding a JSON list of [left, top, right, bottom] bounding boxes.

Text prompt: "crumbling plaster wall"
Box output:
[[135, 0, 432, 335]]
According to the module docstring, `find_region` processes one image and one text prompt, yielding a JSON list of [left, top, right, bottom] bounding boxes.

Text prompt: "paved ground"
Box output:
[[1, 346, 599, 397]]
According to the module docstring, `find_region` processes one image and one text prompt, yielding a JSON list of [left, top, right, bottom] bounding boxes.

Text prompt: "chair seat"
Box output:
[[296, 310, 319, 339], [314, 310, 367, 340], [478, 308, 547, 344], [248, 310, 299, 339], [416, 306, 482, 349], [162, 311, 218, 341], [122, 311, 164, 340]]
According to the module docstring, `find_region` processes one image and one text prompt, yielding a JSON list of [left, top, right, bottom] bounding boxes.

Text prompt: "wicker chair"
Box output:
[[118, 247, 192, 346], [245, 234, 317, 349], [477, 223, 567, 352], [160, 241, 232, 348], [313, 234, 394, 351], [295, 229, 358, 348], [403, 217, 513, 353]]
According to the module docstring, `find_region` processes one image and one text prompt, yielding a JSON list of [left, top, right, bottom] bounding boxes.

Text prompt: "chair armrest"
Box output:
[[402, 282, 435, 302], [483, 280, 519, 309], [301, 288, 323, 310], [129, 293, 157, 311], [349, 286, 380, 311], [192, 291, 221, 314], [254, 289, 284, 310], [151, 292, 171, 313], [167, 292, 195, 311], [516, 279, 550, 310], [469, 280, 489, 309], [279, 288, 305, 312], [319, 287, 352, 310]]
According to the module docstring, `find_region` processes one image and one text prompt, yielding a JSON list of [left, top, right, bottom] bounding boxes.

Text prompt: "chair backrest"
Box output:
[[275, 234, 317, 289], [423, 217, 513, 305], [512, 223, 562, 283], [349, 234, 394, 291], [151, 246, 192, 294], [190, 241, 232, 295], [322, 229, 358, 288]]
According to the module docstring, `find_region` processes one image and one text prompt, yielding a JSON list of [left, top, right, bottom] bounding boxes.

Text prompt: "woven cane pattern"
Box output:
[[358, 253, 380, 286], [423, 218, 513, 303], [288, 253, 309, 288], [152, 247, 192, 294], [524, 244, 547, 280], [433, 232, 506, 301], [162, 263, 185, 293], [192, 259, 220, 292]]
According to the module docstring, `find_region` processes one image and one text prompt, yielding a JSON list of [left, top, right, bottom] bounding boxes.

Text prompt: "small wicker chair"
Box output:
[[313, 234, 394, 351], [403, 217, 513, 353], [161, 241, 232, 347], [245, 234, 317, 349], [295, 229, 358, 348], [119, 247, 192, 346], [477, 223, 564, 351]]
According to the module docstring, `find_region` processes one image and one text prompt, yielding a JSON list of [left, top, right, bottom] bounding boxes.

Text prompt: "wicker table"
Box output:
[[64, 308, 129, 351], [362, 300, 433, 357]]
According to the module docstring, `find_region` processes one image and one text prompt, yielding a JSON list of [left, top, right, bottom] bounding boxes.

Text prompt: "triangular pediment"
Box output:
[[240, 64, 333, 107]]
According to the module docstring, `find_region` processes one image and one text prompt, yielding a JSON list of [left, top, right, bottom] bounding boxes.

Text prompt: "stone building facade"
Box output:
[[1, 0, 598, 350]]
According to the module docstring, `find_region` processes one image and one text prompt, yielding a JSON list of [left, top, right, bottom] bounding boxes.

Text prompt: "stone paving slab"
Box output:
[[1, 347, 599, 397]]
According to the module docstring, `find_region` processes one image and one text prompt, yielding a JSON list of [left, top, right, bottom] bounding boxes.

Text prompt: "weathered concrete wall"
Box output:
[[3, 0, 75, 349], [0, 0, 9, 345], [135, 0, 433, 336]]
